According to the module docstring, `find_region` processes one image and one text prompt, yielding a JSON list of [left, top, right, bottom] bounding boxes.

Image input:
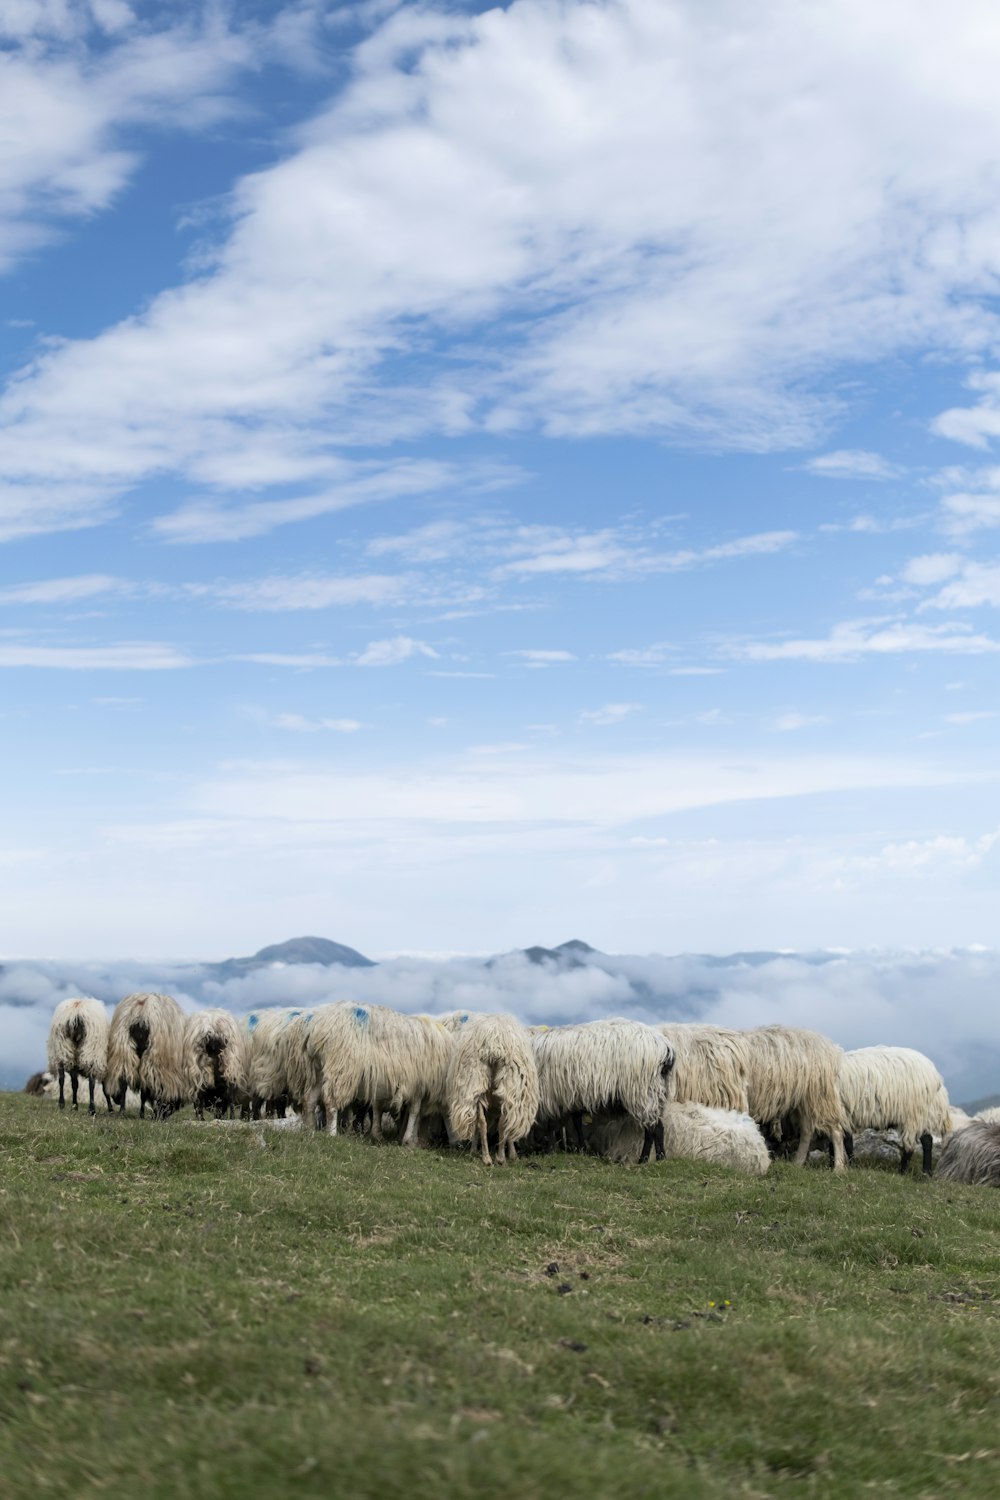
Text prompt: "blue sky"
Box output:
[[3, 0, 1000, 960]]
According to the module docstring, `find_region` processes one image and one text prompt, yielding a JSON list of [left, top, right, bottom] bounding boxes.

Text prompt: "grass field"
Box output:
[[2, 1093, 999, 1499]]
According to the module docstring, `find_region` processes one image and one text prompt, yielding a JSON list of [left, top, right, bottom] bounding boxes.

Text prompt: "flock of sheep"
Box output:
[[37, 991, 1000, 1185]]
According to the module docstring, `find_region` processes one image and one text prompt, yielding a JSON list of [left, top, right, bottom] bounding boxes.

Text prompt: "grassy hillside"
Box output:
[[1, 1094, 999, 1500]]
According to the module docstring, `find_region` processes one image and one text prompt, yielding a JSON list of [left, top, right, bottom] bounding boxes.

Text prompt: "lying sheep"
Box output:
[[106, 992, 186, 1118], [532, 1020, 674, 1163], [447, 1013, 540, 1165], [937, 1119, 1000, 1186], [838, 1046, 952, 1175], [656, 1023, 750, 1112], [589, 1102, 770, 1174], [46, 998, 112, 1115], [743, 1025, 848, 1172], [304, 1002, 454, 1143], [184, 1009, 246, 1120]]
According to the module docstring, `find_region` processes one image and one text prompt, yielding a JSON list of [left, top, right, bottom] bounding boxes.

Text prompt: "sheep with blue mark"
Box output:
[[244, 1007, 303, 1119], [303, 1001, 455, 1143]]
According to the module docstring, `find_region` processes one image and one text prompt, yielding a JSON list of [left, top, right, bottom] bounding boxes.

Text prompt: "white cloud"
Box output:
[[0, 573, 124, 605], [772, 712, 830, 732], [900, 554, 964, 586], [16, 2, 1000, 535], [354, 636, 438, 667], [734, 618, 1000, 663], [919, 562, 1000, 611], [505, 649, 576, 665], [804, 450, 901, 480], [944, 712, 996, 726], [580, 703, 641, 726], [191, 573, 408, 611], [606, 643, 673, 667], [268, 713, 365, 733], [0, 641, 192, 669]]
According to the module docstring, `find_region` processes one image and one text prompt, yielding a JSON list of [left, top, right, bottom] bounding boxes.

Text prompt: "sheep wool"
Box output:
[[183, 1009, 247, 1120], [447, 1012, 540, 1165], [937, 1119, 1000, 1186], [743, 1024, 848, 1171], [839, 1047, 952, 1175], [590, 1102, 770, 1175], [656, 1023, 750, 1113], [106, 992, 186, 1117], [532, 1019, 674, 1162], [305, 1001, 455, 1143], [244, 1008, 303, 1118], [974, 1105, 1000, 1125], [46, 999, 112, 1115]]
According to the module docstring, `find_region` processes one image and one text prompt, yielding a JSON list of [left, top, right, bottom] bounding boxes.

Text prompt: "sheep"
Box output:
[[303, 1001, 454, 1144], [183, 1009, 246, 1120], [589, 1102, 770, 1175], [36, 1071, 145, 1113], [106, 992, 186, 1118], [937, 1119, 1000, 1186], [655, 1023, 750, 1113], [243, 1008, 303, 1119], [974, 1105, 1000, 1125], [742, 1025, 848, 1172], [532, 1020, 675, 1163], [837, 1047, 952, 1175], [280, 1010, 320, 1123], [446, 1013, 540, 1165], [46, 998, 112, 1116]]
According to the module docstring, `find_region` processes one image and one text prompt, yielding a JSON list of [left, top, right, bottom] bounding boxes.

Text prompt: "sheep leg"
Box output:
[[323, 1082, 339, 1137], [792, 1117, 814, 1166], [899, 1146, 913, 1174], [139, 1089, 150, 1120], [638, 1126, 654, 1164], [572, 1111, 586, 1152], [88, 1075, 96, 1116], [103, 1085, 114, 1113], [921, 1132, 934, 1176], [370, 1105, 384, 1143], [477, 1101, 492, 1166], [70, 1068, 80, 1111], [58, 1064, 66, 1110], [829, 1130, 847, 1174], [505, 1136, 517, 1162], [654, 1119, 666, 1161], [402, 1098, 422, 1148], [844, 1132, 855, 1163]]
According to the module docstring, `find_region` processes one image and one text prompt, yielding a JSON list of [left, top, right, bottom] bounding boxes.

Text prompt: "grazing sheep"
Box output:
[[589, 1102, 770, 1175], [532, 1020, 675, 1163], [656, 1023, 750, 1113], [838, 1047, 952, 1175], [280, 1010, 319, 1122], [184, 1009, 246, 1120], [46, 998, 112, 1116], [742, 1025, 848, 1172], [937, 1119, 1000, 1186], [447, 1013, 540, 1165], [106, 992, 186, 1118], [304, 1001, 454, 1143], [243, 1008, 303, 1119], [974, 1105, 1000, 1125], [23, 1071, 49, 1096]]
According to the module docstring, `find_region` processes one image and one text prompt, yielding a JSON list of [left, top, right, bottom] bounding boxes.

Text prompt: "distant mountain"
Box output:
[[198, 936, 375, 979], [511, 939, 598, 968]]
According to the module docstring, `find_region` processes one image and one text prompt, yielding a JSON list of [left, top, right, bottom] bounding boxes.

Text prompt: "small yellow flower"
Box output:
[[708, 1301, 715, 1307]]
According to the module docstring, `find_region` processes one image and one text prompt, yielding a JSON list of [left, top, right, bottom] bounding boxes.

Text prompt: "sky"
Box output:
[[3, 0, 1000, 968]]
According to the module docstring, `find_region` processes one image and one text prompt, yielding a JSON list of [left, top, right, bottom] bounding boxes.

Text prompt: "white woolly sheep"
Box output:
[[279, 1010, 320, 1123], [974, 1105, 1000, 1125], [46, 998, 112, 1116], [37, 1071, 145, 1113], [656, 1023, 750, 1113], [184, 1009, 246, 1120], [937, 1119, 1000, 1186], [106, 992, 186, 1118], [532, 1020, 675, 1163], [242, 1008, 304, 1119], [742, 1024, 848, 1172], [589, 1102, 770, 1175], [446, 1013, 540, 1165], [837, 1047, 952, 1175], [303, 1001, 454, 1144]]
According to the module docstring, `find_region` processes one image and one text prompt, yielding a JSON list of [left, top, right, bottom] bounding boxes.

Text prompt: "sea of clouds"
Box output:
[[4, 945, 1000, 1107]]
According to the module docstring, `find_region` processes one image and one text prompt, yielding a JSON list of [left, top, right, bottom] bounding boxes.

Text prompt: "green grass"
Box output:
[[2, 1094, 1000, 1500]]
